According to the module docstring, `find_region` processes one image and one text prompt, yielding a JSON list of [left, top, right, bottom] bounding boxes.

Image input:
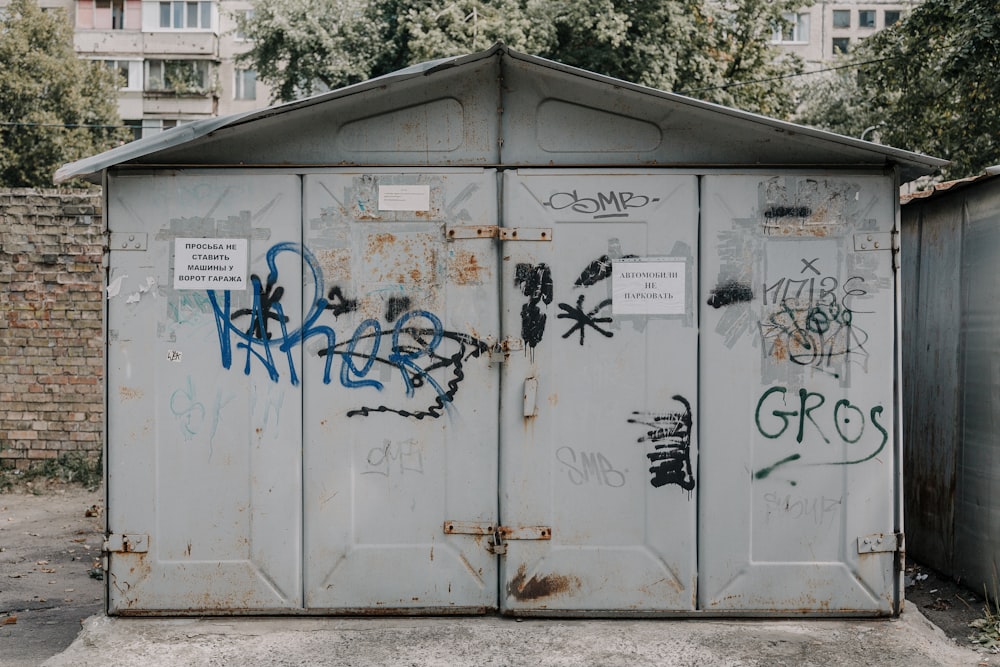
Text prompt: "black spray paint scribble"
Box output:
[[707, 280, 754, 309], [573, 253, 639, 287], [384, 296, 411, 323], [325, 285, 358, 318], [515, 263, 553, 350], [558, 295, 613, 345], [232, 273, 289, 340], [630, 396, 695, 492], [574, 255, 612, 287], [342, 330, 489, 420]]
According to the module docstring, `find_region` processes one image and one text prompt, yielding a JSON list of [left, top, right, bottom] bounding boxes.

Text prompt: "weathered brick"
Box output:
[[1, 189, 104, 467]]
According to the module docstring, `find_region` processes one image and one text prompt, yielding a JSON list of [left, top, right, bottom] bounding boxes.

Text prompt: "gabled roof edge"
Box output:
[[55, 43, 948, 184]]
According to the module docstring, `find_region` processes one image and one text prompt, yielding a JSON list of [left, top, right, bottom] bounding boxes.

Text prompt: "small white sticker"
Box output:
[[166, 350, 183, 363], [612, 259, 686, 315], [378, 185, 430, 211], [174, 238, 248, 290], [106, 274, 127, 299]]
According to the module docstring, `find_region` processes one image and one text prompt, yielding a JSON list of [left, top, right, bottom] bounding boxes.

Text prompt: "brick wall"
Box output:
[[0, 189, 104, 470]]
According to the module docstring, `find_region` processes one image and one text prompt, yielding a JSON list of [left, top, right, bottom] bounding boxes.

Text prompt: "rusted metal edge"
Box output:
[[443, 521, 551, 540]]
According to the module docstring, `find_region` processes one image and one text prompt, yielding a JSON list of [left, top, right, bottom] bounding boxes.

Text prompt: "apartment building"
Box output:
[[5, 0, 271, 139], [5, 0, 923, 140], [773, 0, 923, 67]]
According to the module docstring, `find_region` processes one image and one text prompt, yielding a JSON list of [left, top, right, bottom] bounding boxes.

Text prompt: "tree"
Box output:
[[796, 0, 1000, 179], [0, 0, 129, 187], [236, 0, 807, 118]]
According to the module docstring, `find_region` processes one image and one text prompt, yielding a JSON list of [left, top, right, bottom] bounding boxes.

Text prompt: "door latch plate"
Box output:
[[857, 532, 903, 554], [103, 533, 150, 553]]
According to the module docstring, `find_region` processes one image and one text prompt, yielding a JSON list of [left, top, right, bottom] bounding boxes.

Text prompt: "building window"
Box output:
[[832, 10, 851, 28], [139, 118, 185, 138], [858, 10, 876, 28], [832, 37, 850, 54], [158, 1, 212, 29], [123, 119, 143, 141], [772, 12, 810, 44], [234, 68, 257, 100], [234, 9, 252, 40], [77, 0, 139, 30], [145, 60, 212, 94], [884, 10, 901, 26], [102, 59, 142, 90]]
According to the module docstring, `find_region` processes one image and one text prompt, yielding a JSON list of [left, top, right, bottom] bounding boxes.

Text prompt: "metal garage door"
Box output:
[[104, 169, 899, 615]]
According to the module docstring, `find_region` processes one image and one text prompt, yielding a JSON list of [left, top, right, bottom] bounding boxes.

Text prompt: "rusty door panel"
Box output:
[[698, 174, 899, 614], [498, 170, 699, 614], [301, 171, 501, 612], [105, 172, 304, 613]]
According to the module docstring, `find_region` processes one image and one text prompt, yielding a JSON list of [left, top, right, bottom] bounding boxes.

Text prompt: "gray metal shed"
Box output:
[[901, 169, 1000, 598], [60, 44, 946, 617]]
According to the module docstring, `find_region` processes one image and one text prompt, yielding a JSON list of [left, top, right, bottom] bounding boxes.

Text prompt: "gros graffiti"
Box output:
[[753, 385, 888, 480]]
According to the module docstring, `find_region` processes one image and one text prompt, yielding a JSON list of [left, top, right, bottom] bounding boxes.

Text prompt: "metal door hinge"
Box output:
[[110, 232, 148, 251], [500, 228, 552, 242], [857, 532, 904, 554], [444, 521, 552, 555], [103, 533, 149, 553], [446, 225, 499, 240], [444, 226, 553, 242], [854, 231, 895, 252]]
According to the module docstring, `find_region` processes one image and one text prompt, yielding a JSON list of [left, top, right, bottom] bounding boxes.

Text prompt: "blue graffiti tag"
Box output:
[[207, 242, 487, 419]]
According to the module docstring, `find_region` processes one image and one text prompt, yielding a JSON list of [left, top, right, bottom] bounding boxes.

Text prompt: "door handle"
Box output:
[[523, 377, 538, 417]]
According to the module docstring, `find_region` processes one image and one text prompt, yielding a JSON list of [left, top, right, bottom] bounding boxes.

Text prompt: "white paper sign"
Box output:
[[173, 238, 248, 290], [378, 184, 430, 211], [612, 259, 686, 315]]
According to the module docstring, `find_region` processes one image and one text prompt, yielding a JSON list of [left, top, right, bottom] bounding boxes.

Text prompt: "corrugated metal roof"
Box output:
[[55, 43, 948, 184], [900, 168, 1000, 204]]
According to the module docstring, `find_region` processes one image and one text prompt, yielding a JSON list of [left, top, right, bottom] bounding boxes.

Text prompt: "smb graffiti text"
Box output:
[[544, 190, 660, 219], [556, 446, 626, 488], [208, 242, 489, 419]]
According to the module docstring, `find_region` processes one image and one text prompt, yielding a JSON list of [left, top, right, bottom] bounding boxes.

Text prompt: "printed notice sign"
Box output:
[[378, 184, 430, 211], [612, 258, 686, 315], [173, 238, 248, 290]]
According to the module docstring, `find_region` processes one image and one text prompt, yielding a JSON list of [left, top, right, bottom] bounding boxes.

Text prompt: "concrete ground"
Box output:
[[2, 484, 990, 667], [40, 610, 989, 667]]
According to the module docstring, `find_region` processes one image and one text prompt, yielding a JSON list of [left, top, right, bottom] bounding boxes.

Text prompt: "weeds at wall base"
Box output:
[[0, 453, 102, 493], [968, 565, 1000, 652]]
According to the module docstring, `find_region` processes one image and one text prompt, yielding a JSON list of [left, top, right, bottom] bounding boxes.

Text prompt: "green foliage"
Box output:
[[793, 62, 872, 141], [237, 0, 807, 117], [969, 566, 1000, 651], [0, 0, 130, 187], [0, 453, 103, 492], [799, 0, 1000, 179]]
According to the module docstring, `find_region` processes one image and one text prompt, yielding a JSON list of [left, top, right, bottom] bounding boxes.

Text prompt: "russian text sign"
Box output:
[[612, 258, 686, 315], [174, 238, 248, 290]]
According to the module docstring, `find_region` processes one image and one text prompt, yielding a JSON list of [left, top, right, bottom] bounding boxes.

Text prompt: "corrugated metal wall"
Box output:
[[902, 176, 1000, 596]]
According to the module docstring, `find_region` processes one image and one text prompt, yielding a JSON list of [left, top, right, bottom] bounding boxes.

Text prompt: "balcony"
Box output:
[[75, 30, 143, 55], [143, 31, 218, 56], [143, 94, 217, 116]]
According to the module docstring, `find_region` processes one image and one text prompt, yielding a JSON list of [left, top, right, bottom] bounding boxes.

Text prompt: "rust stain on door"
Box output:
[[507, 563, 581, 601], [447, 249, 489, 285]]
